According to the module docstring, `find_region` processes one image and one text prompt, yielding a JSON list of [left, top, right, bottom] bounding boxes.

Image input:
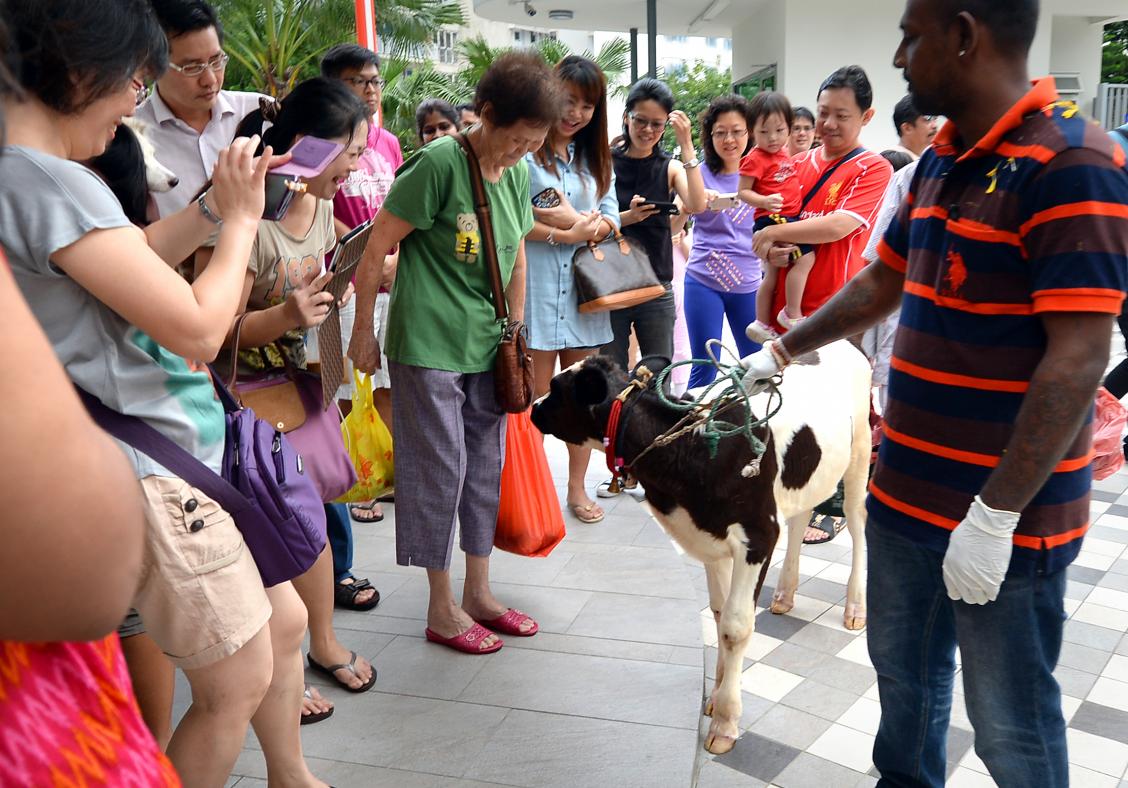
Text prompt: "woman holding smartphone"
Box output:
[[524, 56, 618, 524], [683, 95, 762, 389], [601, 77, 706, 497]]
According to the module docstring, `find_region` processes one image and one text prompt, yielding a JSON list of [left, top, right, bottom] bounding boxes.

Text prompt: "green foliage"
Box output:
[[660, 60, 732, 151], [1104, 21, 1128, 85], [380, 58, 467, 153]]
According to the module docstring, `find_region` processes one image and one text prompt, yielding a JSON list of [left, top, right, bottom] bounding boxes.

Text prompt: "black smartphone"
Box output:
[[532, 187, 561, 209], [645, 200, 680, 216], [262, 173, 304, 221]]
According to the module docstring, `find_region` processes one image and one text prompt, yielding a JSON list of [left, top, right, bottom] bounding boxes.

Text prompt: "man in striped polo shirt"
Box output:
[[742, 0, 1128, 784]]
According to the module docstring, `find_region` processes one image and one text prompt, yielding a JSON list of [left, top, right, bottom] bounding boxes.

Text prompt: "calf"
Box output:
[[530, 341, 872, 755]]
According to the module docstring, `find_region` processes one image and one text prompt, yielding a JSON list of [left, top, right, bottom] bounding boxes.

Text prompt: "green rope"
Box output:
[[640, 349, 783, 472]]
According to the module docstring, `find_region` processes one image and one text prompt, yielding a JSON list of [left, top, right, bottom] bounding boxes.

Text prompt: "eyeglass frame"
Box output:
[[710, 128, 749, 141], [345, 75, 385, 90], [167, 51, 229, 78], [628, 112, 671, 132]]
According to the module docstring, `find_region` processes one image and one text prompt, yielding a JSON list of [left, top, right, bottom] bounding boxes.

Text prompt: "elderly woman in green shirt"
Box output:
[[349, 52, 561, 654]]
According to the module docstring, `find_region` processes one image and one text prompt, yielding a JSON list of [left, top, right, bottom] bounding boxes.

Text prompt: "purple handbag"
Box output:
[[78, 377, 326, 588]]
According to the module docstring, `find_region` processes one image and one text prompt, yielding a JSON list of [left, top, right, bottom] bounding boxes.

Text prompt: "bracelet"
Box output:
[[197, 191, 223, 225], [682, 157, 701, 170]]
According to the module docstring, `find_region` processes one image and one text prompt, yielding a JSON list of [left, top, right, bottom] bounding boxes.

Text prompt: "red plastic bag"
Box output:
[[495, 410, 566, 557], [1093, 387, 1127, 481]]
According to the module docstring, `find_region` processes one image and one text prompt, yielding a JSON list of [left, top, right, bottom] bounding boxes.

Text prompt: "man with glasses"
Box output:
[[889, 94, 938, 159], [138, 0, 266, 217]]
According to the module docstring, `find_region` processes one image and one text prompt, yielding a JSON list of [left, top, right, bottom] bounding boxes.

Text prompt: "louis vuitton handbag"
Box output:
[[572, 233, 666, 313]]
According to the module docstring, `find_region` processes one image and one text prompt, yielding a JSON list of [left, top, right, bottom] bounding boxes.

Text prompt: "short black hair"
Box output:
[[6, 0, 168, 115], [474, 51, 560, 129], [880, 148, 915, 172], [617, 77, 675, 150], [892, 95, 921, 135], [699, 94, 754, 175], [149, 0, 223, 42], [748, 91, 794, 131], [941, 0, 1039, 56], [455, 103, 477, 114], [320, 43, 380, 78], [415, 98, 458, 139], [235, 77, 369, 155], [818, 65, 874, 112], [793, 106, 815, 126]]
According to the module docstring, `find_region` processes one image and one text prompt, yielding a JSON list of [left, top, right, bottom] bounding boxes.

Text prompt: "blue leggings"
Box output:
[[683, 276, 761, 388], [325, 502, 354, 584]]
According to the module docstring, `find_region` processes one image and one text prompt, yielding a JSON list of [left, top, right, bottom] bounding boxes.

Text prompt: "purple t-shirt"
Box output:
[[333, 122, 403, 229], [685, 166, 761, 294]]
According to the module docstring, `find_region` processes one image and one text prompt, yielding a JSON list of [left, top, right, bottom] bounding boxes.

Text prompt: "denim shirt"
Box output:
[[523, 146, 620, 351]]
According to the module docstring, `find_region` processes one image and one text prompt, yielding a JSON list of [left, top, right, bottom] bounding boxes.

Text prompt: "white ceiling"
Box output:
[[471, 0, 755, 37]]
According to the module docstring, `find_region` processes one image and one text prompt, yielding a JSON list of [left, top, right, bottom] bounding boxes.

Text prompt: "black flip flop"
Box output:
[[307, 650, 377, 693], [349, 501, 384, 523], [300, 687, 334, 725], [803, 515, 846, 545]]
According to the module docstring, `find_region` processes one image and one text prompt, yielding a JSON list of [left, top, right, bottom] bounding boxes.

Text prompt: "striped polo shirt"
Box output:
[[870, 78, 1128, 573]]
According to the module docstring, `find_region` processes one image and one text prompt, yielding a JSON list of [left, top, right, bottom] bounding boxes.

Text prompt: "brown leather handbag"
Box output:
[[455, 132, 534, 413], [572, 232, 666, 313], [227, 314, 306, 432]]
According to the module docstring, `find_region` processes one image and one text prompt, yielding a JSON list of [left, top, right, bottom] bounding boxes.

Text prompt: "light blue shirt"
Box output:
[[523, 146, 620, 350]]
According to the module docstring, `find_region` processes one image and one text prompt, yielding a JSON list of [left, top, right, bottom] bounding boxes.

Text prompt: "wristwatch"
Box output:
[[197, 191, 223, 225], [683, 157, 701, 170]]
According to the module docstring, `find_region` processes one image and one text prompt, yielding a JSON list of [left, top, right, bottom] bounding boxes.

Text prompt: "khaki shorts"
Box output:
[[134, 476, 272, 670]]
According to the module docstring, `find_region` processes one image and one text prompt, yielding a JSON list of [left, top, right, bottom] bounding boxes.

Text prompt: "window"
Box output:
[[436, 30, 458, 65], [706, 37, 717, 47], [734, 65, 777, 100]]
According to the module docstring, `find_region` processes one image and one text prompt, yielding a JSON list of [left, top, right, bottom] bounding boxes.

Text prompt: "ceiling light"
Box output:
[[702, 0, 730, 20], [548, 9, 573, 20]]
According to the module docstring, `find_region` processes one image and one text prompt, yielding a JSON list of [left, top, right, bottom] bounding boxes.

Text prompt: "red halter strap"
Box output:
[[603, 398, 626, 482]]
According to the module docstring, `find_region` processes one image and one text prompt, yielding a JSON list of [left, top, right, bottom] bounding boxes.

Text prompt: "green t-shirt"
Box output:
[[382, 134, 534, 372]]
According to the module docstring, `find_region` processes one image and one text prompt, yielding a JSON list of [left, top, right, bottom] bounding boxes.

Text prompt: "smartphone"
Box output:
[[262, 136, 345, 221], [709, 193, 740, 211], [644, 200, 680, 216], [532, 187, 561, 209]]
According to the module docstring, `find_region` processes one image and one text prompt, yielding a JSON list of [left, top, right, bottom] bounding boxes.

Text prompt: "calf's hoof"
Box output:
[[704, 719, 739, 755], [704, 696, 714, 717], [844, 602, 867, 631], [770, 590, 794, 616]]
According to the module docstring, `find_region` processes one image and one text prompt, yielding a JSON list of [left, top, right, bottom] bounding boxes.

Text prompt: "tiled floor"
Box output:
[[175, 433, 1128, 787]]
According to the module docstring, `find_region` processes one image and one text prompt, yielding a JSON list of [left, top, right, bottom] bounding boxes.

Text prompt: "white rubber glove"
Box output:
[[941, 495, 1021, 605], [739, 343, 782, 396]]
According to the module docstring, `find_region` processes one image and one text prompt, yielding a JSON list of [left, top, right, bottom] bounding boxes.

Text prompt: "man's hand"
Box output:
[[739, 342, 782, 395], [752, 224, 781, 260], [941, 496, 1020, 605], [348, 327, 381, 373]]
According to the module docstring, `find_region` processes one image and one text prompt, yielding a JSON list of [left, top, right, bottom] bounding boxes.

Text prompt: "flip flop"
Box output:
[[473, 608, 538, 637], [306, 651, 377, 693], [568, 502, 605, 524], [803, 515, 846, 545], [349, 501, 384, 523], [424, 622, 503, 654], [300, 686, 334, 725]]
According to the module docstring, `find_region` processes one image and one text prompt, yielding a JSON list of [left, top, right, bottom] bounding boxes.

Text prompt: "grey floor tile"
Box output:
[[1111, 559, 1128, 576], [713, 731, 802, 783], [1092, 525, 1128, 545], [232, 752, 506, 788], [1103, 503, 1128, 517], [462, 547, 578, 587], [1054, 664, 1100, 698], [457, 646, 701, 729], [355, 635, 491, 700], [798, 577, 849, 604], [772, 752, 868, 788], [1099, 572, 1128, 593], [780, 679, 861, 721], [1064, 619, 1125, 650], [559, 515, 646, 546], [1058, 640, 1113, 675], [1091, 489, 1122, 503], [749, 703, 834, 749], [1069, 701, 1128, 745], [946, 727, 975, 768], [754, 610, 811, 641], [1118, 635, 1128, 657], [478, 581, 594, 635], [762, 642, 836, 678], [463, 708, 695, 788], [504, 630, 675, 663], [302, 630, 397, 691], [669, 645, 704, 666], [787, 622, 856, 655], [697, 759, 768, 788], [808, 657, 878, 696], [1069, 565, 1109, 586], [566, 591, 703, 647], [738, 691, 779, 729], [362, 575, 429, 620], [1066, 580, 1095, 602], [633, 520, 679, 549], [550, 549, 696, 599]]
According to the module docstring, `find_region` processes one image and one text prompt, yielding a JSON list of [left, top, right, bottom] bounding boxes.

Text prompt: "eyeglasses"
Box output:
[[345, 76, 385, 90], [131, 77, 148, 106], [629, 112, 670, 132], [168, 51, 229, 78], [711, 128, 748, 140]]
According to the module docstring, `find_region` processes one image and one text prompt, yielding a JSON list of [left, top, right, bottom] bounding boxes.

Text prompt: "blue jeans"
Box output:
[[602, 286, 676, 372], [325, 502, 354, 584], [682, 276, 761, 388], [866, 520, 1068, 788]]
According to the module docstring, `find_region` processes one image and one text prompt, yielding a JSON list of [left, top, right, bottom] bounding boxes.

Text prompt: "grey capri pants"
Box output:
[[389, 361, 507, 569]]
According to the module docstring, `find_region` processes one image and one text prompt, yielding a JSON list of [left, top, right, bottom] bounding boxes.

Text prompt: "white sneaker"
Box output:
[[596, 476, 638, 498], [776, 308, 805, 330], [746, 320, 779, 344]]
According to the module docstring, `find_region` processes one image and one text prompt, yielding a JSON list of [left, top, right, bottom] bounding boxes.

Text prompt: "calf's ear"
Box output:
[[574, 365, 610, 407]]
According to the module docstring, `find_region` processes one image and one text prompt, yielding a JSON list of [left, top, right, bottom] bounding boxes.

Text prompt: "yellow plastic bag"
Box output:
[[335, 369, 394, 503]]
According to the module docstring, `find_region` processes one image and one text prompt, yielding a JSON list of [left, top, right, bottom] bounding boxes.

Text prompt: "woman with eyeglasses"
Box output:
[[682, 95, 763, 389], [600, 78, 705, 496]]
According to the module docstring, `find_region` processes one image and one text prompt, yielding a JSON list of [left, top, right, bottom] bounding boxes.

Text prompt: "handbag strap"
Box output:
[[227, 312, 296, 390], [454, 132, 507, 321], [799, 147, 865, 214], [75, 387, 251, 517]]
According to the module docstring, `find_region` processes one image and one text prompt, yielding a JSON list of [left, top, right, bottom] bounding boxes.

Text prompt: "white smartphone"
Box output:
[[709, 193, 740, 211]]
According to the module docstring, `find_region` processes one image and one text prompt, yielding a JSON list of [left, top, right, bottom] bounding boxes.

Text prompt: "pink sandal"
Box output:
[[474, 608, 539, 637], [424, 622, 503, 654]]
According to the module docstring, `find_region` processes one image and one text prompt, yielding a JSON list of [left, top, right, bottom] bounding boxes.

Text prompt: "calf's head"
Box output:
[[531, 356, 626, 447]]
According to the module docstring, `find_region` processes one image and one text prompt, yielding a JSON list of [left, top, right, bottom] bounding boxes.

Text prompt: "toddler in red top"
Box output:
[[738, 92, 816, 341]]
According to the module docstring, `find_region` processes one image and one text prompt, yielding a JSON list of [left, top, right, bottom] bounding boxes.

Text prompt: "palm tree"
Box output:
[[379, 57, 466, 151], [453, 35, 631, 99]]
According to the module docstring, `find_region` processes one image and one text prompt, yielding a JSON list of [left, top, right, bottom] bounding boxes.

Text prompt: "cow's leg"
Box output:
[[705, 549, 763, 755], [771, 510, 809, 615], [703, 556, 733, 718], [841, 415, 871, 630]]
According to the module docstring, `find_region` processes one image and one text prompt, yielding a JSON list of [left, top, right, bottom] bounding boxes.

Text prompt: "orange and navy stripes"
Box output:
[[870, 78, 1128, 573]]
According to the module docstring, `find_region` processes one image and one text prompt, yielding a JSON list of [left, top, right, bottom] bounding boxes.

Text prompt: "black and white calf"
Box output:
[[530, 341, 872, 755]]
